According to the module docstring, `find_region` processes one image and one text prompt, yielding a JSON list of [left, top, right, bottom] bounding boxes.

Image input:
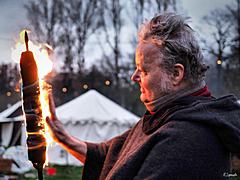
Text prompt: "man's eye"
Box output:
[[141, 71, 147, 75], [138, 68, 147, 75]]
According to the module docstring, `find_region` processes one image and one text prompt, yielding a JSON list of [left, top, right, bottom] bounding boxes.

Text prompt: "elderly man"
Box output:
[[46, 13, 240, 179]]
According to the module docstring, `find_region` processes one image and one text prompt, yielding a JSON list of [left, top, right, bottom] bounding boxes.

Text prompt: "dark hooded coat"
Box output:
[[82, 95, 240, 180]]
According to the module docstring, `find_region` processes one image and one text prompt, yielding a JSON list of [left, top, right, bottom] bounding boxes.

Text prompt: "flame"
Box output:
[[11, 30, 53, 78], [39, 81, 53, 166], [11, 30, 54, 166]]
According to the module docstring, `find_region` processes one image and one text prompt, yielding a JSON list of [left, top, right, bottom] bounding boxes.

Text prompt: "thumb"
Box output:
[[46, 116, 54, 127], [48, 92, 57, 120], [46, 116, 50, 123]]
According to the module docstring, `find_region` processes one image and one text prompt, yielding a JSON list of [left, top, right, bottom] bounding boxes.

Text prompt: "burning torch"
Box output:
[[20, 31, 46, 180]]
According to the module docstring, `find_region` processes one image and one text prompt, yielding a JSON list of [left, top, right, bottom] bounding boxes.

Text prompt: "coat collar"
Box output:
[[142, 95, 212, 134]]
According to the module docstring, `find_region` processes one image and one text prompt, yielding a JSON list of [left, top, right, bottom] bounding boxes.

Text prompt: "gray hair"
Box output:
[[138, 13, 208, 84]]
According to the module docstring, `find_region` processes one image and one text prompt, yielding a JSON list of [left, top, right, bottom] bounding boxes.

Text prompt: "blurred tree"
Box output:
[[66, 0, 103, 72], [225, 0, 240, 68], [25, 0, 104, 100], [129, 0, 177, 31], [203, 9, 232, 70], [0, 64, 20, 93], [223, 0, 240, 97], [99, 0, 123, 90], [25, 0, 103, 74], [203, 1, 240, 97], [150, 0, 177, 13], [24, 0, 63, 47], [0, 63, 21, 112]]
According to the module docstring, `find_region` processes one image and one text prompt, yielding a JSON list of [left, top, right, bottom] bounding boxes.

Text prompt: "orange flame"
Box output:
[[11, 30, 53, 78], [11, 30, 54, 166]]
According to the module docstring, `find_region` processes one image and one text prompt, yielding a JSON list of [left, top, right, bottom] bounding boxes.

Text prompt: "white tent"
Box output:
[[0, 101, 22, 120], [0, 102, 30, 173], [48, 89, 139, 166], [0, 101, 25, 147]]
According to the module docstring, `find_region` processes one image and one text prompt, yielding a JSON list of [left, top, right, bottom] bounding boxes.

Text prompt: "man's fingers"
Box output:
[[46, 116, 59, 142], [46, 116, 50, 124], [48, 92, 57, 120], [46, 116, 62, 131], [46, 116, 67, 144], [46, 116, 55, 129]]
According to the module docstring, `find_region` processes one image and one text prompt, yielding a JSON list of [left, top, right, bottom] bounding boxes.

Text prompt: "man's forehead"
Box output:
[[136, 42, 161, 64]]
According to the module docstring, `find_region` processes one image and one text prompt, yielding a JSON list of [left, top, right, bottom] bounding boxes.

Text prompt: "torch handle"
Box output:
[[37, 168, 43, 180]]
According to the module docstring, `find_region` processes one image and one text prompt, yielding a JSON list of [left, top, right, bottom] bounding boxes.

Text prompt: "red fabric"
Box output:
[[46, 167, 57, 176], [149, 111, 155, 115], [149, 86, 211, 114], [190, 86, 211, 97]]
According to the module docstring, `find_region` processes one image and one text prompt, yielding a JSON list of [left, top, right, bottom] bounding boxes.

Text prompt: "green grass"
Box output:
[[19, 164, 83, 180], [230, 177, 240, 180], [229, 170, 240, 180]]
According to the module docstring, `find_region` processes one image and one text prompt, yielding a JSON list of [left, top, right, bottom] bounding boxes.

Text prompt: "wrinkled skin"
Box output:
[[131, 42, 174, 103]]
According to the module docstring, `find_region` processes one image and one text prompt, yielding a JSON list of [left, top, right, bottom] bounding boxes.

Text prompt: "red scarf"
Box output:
[[149, 85, 211, 115], [190, 86, 211, 97]]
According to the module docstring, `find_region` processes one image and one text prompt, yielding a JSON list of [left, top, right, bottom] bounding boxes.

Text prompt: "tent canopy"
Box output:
[[56, 89, 139, 125], [0, 102, 25, 147], [0, 101, 23, 122]]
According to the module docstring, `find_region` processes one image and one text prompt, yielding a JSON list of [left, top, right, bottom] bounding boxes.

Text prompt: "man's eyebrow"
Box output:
[[136, 62, 140, 67]]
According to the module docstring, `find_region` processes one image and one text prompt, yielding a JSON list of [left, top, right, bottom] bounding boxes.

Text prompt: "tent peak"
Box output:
[[56, 89, 139, 125]]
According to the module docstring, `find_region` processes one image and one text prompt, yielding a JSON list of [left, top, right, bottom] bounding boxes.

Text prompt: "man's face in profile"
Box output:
[[131, 42, 173, 103]]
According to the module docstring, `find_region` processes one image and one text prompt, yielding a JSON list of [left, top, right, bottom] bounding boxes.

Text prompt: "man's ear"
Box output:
[[172, 63, 184, 86]]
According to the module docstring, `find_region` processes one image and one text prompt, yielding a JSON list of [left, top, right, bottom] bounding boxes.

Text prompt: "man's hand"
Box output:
[[46, 116, 70, 145], [46, 92, 71, 145], [46, 92, 87, 163]]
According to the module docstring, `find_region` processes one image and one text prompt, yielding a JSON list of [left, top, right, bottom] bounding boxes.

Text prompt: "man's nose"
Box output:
[[131, 70, 140, 82]]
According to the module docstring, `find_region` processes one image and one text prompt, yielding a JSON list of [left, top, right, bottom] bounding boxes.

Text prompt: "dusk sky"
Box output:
[[0, 0, 235, 66]]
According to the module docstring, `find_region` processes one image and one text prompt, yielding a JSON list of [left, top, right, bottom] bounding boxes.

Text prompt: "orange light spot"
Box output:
[[217, 60, 222, 65], [62, 87, 67, 93], [105, 80, 111, 86], [6, 92, 11, 97], [83, 84, 88, 89]]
